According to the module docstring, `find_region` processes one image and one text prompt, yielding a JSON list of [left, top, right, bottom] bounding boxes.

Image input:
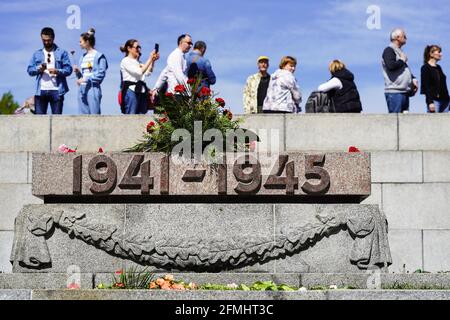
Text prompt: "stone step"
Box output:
[[2, 273, 450, 290], [1, 288, 450, 300]]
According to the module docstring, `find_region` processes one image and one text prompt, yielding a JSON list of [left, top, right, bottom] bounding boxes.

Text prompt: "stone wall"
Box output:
[[1, 114, 450, 273]]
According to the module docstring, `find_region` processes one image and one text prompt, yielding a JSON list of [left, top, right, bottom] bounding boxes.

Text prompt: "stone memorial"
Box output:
[[10, 152, 392, 274]]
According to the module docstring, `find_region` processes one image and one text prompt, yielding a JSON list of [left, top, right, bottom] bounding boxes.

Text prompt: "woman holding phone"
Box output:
[[119, 39, 159, 114], [73, 28, 108, 114]]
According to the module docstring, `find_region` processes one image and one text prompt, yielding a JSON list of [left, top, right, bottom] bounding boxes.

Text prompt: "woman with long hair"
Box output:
[[421, 45, 449, 113], [74, 28, 108, 114]]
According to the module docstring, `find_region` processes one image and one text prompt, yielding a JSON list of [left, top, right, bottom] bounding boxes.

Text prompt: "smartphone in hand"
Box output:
[[154, 43, 159, 53]]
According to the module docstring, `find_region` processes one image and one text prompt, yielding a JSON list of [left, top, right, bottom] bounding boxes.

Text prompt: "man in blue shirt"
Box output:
[[186, 41, 216, 88], [27, 27, 72, 114]]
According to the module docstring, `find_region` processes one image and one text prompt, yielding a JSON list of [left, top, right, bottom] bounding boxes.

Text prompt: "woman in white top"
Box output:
[[119, 39, 159, 114], [73, 28, 108, 114], [263, 56, 302, 113]]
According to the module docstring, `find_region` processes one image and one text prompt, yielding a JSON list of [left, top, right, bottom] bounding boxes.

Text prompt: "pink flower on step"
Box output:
[[58, 144, 76, 153]]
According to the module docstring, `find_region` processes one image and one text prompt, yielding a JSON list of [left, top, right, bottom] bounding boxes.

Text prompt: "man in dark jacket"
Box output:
[[382, 28, 418, 113]]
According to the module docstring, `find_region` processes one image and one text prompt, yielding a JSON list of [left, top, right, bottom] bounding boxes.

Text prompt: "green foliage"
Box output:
[[125, 77, 244, 154], [199, 281, 297, 291], [0, 91, 20, 115], [382, 281, 450, 290], [109, 266, 155, 289]]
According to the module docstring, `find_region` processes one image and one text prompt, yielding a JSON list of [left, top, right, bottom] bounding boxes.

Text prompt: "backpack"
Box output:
[[305, 91, 336, 113]]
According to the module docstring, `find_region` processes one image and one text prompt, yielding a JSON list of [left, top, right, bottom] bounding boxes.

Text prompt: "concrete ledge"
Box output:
[[0, 116, 50, 152], [240, 114, 285, 152], [285, 114, 398, 151], [0, 273, 93, 289], [50, 116, 150, 152], [399, 114, 450, 151], [11, 289, 449, 300], [0, 289, 32, 300]]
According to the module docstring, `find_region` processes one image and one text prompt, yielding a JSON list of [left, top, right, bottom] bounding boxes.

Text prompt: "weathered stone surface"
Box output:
[[0, 116, 50, 152], [423, 230, 450, 272], [399, 114, 450, 151], [51, 116, 150, 152], [11, 204, 125, 273], [285, 114, 398, 151], [423, 152, 450, 182], [32, 152, 371, 199], [0, 153, 28, 183], [0, 232, 13, 273], [0, 289, 31, 300], [30, 289, 328, 300], [371, 151, 423, 183], [26, 289, 450, 300], [0, 273, 93, 289], [10, 204, 391, 274], [300, 273, 371, 289], [382, 183, 450, 229], [388, 229, 423, 273], [327, 290, 450, 300], [0, 183, 42, 230]]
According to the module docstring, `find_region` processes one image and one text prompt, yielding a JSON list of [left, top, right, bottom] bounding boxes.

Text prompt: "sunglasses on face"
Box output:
[[133, 45, 142, 50]]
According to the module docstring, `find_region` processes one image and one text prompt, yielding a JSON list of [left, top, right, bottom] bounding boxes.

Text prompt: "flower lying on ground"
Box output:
[[148, 274, 195, 291], [58, 144, 76, 153], [348, 146, 361, 153]]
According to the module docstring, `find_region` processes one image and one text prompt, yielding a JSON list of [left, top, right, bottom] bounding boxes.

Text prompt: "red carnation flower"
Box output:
[[174, 84, 186, 93], [159, 117, 168, 124], [348, 146, 361, 153], [165, 92, 174, 98], [199, 87, 211, 97], [215, 98, 226, 107], [98, 147, 104, 153], [187, 78, 196, 85], [146, 121, 156, 133]]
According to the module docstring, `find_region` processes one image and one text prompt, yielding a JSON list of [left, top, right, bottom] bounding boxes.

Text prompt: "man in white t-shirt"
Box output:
[[152, 34, 193, 96], [27, 27, 73, 114]]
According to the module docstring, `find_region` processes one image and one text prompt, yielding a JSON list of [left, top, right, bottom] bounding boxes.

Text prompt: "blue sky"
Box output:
[[1, 0, 449, 114]]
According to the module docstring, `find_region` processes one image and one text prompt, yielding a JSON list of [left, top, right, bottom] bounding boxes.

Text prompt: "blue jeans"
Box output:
[[385, 93, 409, 113], [427, 99, 450, 113], [78, 83, 102, 114], [35, 90, 64, 114], [124, 89, 148, 114]]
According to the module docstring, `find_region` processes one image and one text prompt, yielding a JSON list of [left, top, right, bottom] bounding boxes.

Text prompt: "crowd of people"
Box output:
[[26, 27, 449, 115]]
